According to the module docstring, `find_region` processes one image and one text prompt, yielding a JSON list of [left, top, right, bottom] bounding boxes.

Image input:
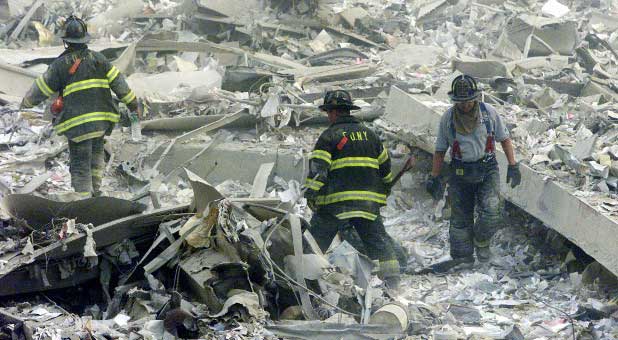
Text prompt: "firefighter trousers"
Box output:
[[448, 159, 501, 259], [68, 137, 105, 197], [309, 211, 400, 279]]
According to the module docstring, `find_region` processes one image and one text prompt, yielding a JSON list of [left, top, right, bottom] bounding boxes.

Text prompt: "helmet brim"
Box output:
[[62, 32, 92, 44], [448, 91, 479, 102], [319, 103, 361, 111]]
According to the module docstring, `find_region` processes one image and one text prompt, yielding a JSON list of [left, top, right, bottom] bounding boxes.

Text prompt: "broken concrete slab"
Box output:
[[572, 127, 598, 161], [89, 0, 144, 37], [338, 7, 369, 28], [381, 44, 444, 69], [127, 70, 222, 102], [304, 48, 369, 66], [381, 85, 618, 278], [589, 11, 618, 31], [141, 114, 256, 132], [452, 56, 512, 79], [309, 30, 335, 53], [541, 0, 570, 18], [503, 15, 577, 56], [282, 64, 377, 85], [266, 321, 403, 340], [250, 163, 275, 198], [16, 172, 50, 194], [0, 204, 189, 295], [145, 142, 306, 187], [137, 39, 307, 71], [195, 0, 260, 20], [1, 194, 146, 229], [508, 56, 570, 74], [0, 62, 40, 98]]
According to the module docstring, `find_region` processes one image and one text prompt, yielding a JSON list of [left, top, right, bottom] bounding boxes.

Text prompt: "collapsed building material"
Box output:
[[502, 15, 578, 57], [140, 114, 256, 132], [282, 64, 377, 85], [0, 62, 40, 98], [127, 70, 222, 102], [145, 141, 307, 185], [452, 57, 512, 79], [379, 86, 618, 277], [304, 48, 369, 66], [381, 44, 443, 68], [266, 321, 404, 340], [1, 194, 146, 229], [221, 67, 276, 93], [7, 0, 44, 42], [136, 39, 307, 70], [0, 204, 189, 296]]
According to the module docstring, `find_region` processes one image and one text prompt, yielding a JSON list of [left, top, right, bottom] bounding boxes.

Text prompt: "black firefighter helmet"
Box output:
[[448, 74, 480, 102], [318, 90, 361, 111], [61, 15, 91, 44]]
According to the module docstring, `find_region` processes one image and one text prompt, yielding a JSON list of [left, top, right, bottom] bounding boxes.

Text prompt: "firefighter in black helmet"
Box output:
[[424, 75, 521, 273], [303, 90, 401, 289], [20, 15, 139, 198]]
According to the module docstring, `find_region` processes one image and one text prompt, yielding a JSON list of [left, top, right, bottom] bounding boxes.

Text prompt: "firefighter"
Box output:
[[20, 15, 139, 198], [304, 90, 400, 288], [425, 74, 521, 273]]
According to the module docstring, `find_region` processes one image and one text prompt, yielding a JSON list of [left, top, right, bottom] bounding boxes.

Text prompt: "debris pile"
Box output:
[[2, 0, 618, 338]]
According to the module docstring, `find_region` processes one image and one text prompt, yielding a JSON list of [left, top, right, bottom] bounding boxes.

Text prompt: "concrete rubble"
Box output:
[[1, 0, 618, 339]]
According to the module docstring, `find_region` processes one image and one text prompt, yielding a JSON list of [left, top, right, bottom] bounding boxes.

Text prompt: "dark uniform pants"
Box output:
[[309, 211, 400, 279], [449, 160, 501, 259], [68, 137, 105, 196]]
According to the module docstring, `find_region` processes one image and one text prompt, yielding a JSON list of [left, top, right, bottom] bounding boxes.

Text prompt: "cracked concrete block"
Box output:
[[381, 44, 444, 68], [145, 142, 306, 186], [522, 118, 550, 136], [541, 0, 570, 18], [504, 15, 577, 56], [452, 56, 512, 79], [531, 87, 559, 109], [589, 161, 610, 178], [572, 127, 598, 161], [338, 7, 369, 28], [491, 30, 523, 60], [309, 30, 334, 53], [589, 11, 618, 31]]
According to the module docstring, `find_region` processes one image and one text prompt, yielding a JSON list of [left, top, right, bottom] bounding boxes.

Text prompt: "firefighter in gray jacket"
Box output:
[[425, 75, 521, 273]]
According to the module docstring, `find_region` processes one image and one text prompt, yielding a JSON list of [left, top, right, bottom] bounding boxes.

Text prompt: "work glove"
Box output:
[[506, 163, 521, 188], [425, 176, 444, 200]]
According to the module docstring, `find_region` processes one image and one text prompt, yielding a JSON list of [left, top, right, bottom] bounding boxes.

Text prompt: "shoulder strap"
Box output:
[[480, 102, 493, 135], [449, 108, 456, 139]]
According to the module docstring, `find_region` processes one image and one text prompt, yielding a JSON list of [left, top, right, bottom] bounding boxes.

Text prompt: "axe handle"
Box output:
[[389, 155, 414, 188]]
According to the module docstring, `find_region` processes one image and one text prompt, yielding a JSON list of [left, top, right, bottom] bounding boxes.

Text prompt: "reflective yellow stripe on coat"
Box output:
[[316, 190, 387, 205], [106, 66, 120, 83], [382, 171, 394, 184], [55, 112, 119, 134], [304, 178, 324, 191], [36, 76, 54, 97], [336, 210, 378, 221], [377, 147, 389, 164], [120, 90, 136, 104], [64, 78, 109, 97], [330, 156, 379, 171], [310, 150, 332, 164]]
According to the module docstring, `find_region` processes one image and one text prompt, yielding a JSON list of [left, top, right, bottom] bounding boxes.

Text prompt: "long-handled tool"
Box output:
[[388, 154, 415, 189]]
